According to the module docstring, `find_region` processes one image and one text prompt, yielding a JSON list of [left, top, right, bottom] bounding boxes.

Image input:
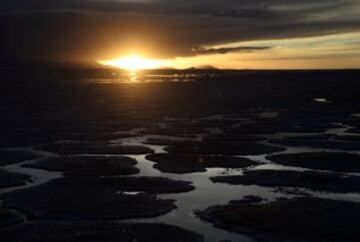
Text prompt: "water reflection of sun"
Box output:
[[98, 54, 163, 72]]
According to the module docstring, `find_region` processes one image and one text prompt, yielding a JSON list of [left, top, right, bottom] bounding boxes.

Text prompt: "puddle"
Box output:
[[314, 97, 331, 103]]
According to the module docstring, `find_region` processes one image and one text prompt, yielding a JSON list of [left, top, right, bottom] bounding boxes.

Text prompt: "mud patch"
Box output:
[[197, 197, 360, 241], [165, 141, 284, 156], [0, 150, 37, 166], [1, 176, 194, 220], [270, 137, 360, 151], [0, 221, 204, 242], [0, 209, 25, 227], [24, 156, 139, 176], [146, 153, 257, 173], [267, 152, 360, 172], [0, 169, 31, 188], [211, 169, 360, 192], [39, 142, 154, 155]]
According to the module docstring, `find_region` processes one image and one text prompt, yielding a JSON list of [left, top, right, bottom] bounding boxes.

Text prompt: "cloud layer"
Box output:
[[0, 0, 359, 65]]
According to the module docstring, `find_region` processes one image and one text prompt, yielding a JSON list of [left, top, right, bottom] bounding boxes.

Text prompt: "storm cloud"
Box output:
[[0, 0, 359, 64]]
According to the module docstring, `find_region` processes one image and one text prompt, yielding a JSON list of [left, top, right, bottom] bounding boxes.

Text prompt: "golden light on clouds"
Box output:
[[98, 32, 360, 70]]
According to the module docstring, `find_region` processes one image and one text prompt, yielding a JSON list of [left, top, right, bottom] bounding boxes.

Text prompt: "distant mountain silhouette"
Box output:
[[196, 65, 219, 70]]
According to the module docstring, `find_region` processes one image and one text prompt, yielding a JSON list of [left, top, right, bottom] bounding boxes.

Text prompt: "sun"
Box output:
[[98, 54, 163, 71]]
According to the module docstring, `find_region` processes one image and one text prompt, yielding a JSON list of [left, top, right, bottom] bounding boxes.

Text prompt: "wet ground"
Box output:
[[0, 69, 360, 241]]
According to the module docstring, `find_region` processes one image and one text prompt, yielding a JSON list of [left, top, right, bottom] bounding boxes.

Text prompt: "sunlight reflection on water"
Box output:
[[83, 73, 197, 84]]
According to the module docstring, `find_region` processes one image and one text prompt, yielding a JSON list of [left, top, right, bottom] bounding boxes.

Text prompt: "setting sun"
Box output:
[[98, 55, 163, 71]]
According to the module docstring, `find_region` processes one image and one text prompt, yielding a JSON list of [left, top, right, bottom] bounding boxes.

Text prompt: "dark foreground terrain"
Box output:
[[0, 68, 360, 242]]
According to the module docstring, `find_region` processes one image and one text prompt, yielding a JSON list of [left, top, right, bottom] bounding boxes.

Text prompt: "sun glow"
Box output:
[[98, 55, 163, 71]]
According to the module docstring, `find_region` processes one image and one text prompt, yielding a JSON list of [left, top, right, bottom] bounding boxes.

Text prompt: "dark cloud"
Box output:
[[0, 0, 358, 64], [192, 46, 272, 55]]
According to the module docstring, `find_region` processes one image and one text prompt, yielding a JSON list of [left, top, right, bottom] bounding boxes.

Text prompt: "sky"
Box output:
[[0, 0, 359, 69]]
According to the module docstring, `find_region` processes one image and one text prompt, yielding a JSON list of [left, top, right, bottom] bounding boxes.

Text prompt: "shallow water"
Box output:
[[83, 73, 198, 84], [2, 122, 360, 242], [123, 124, 360, 242], [0, 149, 62, 197], [1, 70, 360, 241]]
